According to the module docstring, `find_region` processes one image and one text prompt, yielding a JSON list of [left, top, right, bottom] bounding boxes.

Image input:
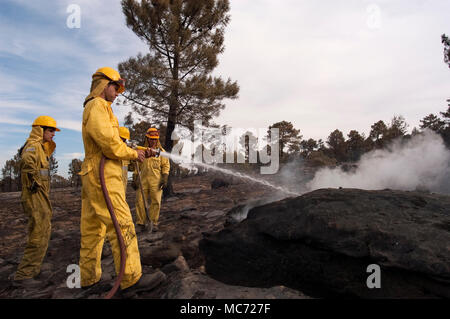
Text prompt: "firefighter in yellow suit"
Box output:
[[78, 67, 152, 290], [119, 126, 131, 194], [134, 128, 170, 231], [14, 116, 60, 284]]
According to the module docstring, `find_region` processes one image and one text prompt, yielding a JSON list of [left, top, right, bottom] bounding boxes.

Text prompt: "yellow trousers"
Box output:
[[79, 171, 142, 289], [135, 186, 162, 226], [15, 190, 52, 280]]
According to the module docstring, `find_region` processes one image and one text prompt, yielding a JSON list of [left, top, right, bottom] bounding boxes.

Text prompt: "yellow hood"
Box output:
[[26, 126, 56, 157], [83, 74, 110, 107]]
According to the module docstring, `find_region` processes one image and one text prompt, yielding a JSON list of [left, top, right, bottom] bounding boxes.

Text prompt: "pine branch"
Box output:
[[122, 94, 170, 116]]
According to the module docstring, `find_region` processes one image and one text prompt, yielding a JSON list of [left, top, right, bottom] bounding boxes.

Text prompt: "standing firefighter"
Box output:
[[14, 116, 60, 284], [119, 126, 131, 194], [134, 128, 170, 232], [79, 67, 156, 292]]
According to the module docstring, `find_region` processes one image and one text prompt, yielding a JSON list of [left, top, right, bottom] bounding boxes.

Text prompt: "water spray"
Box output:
[[151, 148, 301, 197]]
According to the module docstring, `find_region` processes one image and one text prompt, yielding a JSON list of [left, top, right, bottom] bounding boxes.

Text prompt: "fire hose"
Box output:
[[99, 155, 126, 299]]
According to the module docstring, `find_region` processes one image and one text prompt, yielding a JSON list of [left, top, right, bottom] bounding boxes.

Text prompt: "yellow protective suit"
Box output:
[[15, 126, 55, 280], [79, 76, 142, 289], [134, 141, 170, 226], [122, 160, 130, 194]]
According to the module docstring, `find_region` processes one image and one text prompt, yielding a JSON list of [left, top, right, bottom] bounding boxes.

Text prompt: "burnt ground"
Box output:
[[0, 174, 308, 299]]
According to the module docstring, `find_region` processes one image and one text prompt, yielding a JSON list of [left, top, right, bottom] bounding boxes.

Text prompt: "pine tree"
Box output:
[[369, 120, 388, 149], [419, 114, 445, 133], [1, 149, 22, 192], [442, 34, 450, 69], [267, 121, 302, 160], [68, 159, 83, 188], [119, 0, 239, 152], [123, 113, 155, 146], [439, 106, 450, 147], [239, 131, 258, 163], [300, 138, 318, 159], [346, 130, 365, 162], [385, 115, 409, 142], [326, 129, 347, 163], [49, 154, 58, 178]]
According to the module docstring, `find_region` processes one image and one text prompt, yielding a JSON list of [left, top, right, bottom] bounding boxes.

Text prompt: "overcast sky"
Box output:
[[0, 0, 449, 178]]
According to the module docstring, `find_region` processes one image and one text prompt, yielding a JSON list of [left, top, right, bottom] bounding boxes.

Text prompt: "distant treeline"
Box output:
[[1, 105, 448, 192], [0, 154, 82, 193]]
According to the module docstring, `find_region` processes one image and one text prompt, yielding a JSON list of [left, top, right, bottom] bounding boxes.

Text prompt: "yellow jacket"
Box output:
[[79, 97, 138, 185], [20, 126, 55, 194], [122, 159, 130, 192]]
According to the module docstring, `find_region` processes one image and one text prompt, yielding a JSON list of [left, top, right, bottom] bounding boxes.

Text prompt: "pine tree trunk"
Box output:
[[163, 52, 179, 198]]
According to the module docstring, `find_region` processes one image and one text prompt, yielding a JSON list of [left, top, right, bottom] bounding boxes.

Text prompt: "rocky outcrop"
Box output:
[[211, 178, 230, 189], [162, 272, 310, 299], [200, 188, 450, 298]]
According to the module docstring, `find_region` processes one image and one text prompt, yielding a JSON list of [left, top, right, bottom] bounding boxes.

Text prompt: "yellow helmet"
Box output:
[[32, 116, 61, 131], [146, 127, 159, 139], [119, 126, 130, 140], [93, 67, 125, 93]]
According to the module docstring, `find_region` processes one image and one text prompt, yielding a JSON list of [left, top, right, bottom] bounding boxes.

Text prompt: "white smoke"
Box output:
[[306, 130, 450, 194]]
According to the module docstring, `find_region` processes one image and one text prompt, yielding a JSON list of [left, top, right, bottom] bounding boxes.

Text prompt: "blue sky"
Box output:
[[0, 0, 147, 177], [1, 0, 449, 178]]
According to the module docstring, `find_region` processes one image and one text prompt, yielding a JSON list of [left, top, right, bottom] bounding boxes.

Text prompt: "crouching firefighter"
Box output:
[[14, 116, 60, 284], [78, 67, 158, 296]]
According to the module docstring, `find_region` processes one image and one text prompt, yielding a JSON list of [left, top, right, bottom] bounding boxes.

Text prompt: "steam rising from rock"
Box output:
[[306, 130, 450, 194]]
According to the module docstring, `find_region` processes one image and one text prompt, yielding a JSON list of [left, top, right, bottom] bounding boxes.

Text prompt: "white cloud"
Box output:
[[58, 119, 82, 132], [215, 0, 450, 140]]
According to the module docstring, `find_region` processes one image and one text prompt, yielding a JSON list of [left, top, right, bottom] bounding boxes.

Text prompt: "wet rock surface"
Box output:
[[0, 175, 308, 299], [200, 188, 450, 298]]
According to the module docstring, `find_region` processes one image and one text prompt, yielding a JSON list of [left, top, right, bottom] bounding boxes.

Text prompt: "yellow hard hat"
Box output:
[[32, 116, 61, 131], [119, 126, 130, 140], [146, 127, 159, 139], [93, 67, 125, 93]]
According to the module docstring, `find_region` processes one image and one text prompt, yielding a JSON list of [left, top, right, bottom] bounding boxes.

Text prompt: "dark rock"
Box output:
[[141, 244, 181, 268], [200, 188, 450, 298], [101, 244, 112, 258], [0, 264, 15, 279], [166, 196, 180, 202], [178, 188, 202, 194], [121, 270, 166, 298], [162, 272, 310, 299], [52, 286, 79, 299], [138, 231, 164, 243], [51, 229, 66, 240], [224, 196, 288, 226], [211, 178, 230, 189], [75, 282, 114, 299], [161, 255, 190, 275], [40, 263, 53, 273]]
